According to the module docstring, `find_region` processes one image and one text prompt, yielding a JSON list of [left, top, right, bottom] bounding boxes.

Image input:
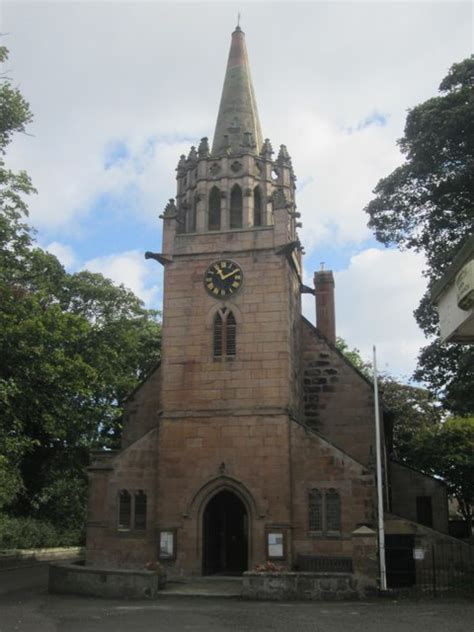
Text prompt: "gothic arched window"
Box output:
[[308, 489, 322, 531], [326, 489, 341, 532], [213, 308, 237, 358], [188, 197, 197, 232], [308, 488, 341, 534], [230, 184, 243, 229], [254, 186, 263, 227], [118, 490, 131, 529], [208, 187, 221, 231], [134, 490, 147, 530]]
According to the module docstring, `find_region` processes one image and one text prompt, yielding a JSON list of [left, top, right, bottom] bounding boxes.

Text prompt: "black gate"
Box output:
[[386, 535, 474, 597], [386, 534, 416, 587]]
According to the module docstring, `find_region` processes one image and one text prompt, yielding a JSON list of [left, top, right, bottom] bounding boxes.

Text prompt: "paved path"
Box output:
[[0, 565, 473, 632]]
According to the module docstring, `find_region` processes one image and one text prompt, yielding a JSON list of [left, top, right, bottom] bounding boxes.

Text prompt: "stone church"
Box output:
[[86, 26, 448, 583]]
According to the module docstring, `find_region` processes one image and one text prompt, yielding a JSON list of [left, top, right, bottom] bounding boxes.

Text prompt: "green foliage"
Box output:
[[0, 514, 82, 549], [364, 55, 474, 417], [412, 417, 474, 530], [365, 55, 474, 275], [335, 337, 372, 378], [378, 376, 443, 460], [414, 340, 474, 416], [0, 456, 23, 511], [0, 46, 162, 544], [337, 338, 473, 528]]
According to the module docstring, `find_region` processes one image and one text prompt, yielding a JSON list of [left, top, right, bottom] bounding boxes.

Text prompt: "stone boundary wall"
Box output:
[[0, 547, 84, 569], [242, 572, 369, 600], [49, 563, 165, 599]]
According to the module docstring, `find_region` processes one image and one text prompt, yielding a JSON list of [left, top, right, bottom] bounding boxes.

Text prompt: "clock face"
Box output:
[[204, 260, 243, 298]]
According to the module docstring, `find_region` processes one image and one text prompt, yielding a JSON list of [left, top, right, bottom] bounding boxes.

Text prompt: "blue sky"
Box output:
[[3, 1, 473, 377]]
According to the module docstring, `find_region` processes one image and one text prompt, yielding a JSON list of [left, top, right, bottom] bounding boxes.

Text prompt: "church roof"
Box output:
[[212, 25, 263, 155]]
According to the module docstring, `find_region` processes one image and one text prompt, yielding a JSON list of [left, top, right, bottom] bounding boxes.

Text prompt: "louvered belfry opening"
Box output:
[[213, 311, 224, 356], [230, 184, 243, 229], [213, 308, 237, 358], [254, 186, 262, 226], [188, 197, 197, 232], [209, 187, 221, 231]]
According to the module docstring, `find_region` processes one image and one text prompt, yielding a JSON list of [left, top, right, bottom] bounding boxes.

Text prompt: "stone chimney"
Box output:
[[314, 268, 336, 344]]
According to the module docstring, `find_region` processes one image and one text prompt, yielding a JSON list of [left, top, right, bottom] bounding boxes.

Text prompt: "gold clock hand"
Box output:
[[221, 269, 239, 280]]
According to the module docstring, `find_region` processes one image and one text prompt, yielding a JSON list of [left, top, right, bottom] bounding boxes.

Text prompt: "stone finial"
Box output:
[[277, 144, 292, 166], [272, 187, 287, 210], [187, 146, 198, 163], [162, 198, 178, 218], [176, 154, 187, 176], [261, 138, 273, 159], [198, 137, 210, 158]]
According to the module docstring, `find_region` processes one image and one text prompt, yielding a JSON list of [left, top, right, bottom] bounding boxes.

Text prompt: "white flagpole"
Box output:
[[373, 345, 387, 591]]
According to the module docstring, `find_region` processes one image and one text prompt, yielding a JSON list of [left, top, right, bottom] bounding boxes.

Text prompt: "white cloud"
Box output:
[[83, 250, 161, 308], [44, 241, 77, 269], [4, 1, 471, 240], [334, 248, 428, 379], [2, 2, 470, 379]]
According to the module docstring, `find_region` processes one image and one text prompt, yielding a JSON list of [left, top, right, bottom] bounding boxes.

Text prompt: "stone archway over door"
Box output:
[[202, 490, 248, 575]]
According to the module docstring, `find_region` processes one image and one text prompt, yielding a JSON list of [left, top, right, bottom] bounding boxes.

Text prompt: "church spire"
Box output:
[[211, 25, 263, 155]]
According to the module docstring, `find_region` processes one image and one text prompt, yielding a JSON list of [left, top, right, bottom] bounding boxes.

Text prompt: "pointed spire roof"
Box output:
[[212, 26, 263, 155]]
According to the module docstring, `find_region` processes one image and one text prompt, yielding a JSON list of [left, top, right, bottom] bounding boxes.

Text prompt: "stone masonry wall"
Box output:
[[161, 236, 300, 415], [390, 461, 449, 534], [156, 413, 292, 575], [86, 430, 158, 569], [301, 318, 378, 468], [290, 421, 376, 559], [121, 365, 161, 449]]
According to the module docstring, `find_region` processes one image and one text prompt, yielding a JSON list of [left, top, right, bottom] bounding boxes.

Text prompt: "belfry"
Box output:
[[85, 26, 449, 587]]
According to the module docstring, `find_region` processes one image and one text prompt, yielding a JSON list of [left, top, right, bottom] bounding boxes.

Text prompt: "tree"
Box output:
[[337, 340, 473, 531], [0, 46, 162, 542], [365, 56, 474, 415], [365, 56, 474, 275], [378, 375, 443, 462], [413, 417, 474, 532]]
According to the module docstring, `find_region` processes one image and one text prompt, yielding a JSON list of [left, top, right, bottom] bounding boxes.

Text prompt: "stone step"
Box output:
[[162, 578, 242, 598]]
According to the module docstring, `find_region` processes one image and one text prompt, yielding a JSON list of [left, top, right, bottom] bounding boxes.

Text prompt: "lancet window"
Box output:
[[230, 184, 243, 229], [188, 197, 197, 232], [254, 186, 263, 226], [213, 308, 237, 358], [208, 187, 221, 231], [308, 488, 341, 535], [118, 489, 147, 531]]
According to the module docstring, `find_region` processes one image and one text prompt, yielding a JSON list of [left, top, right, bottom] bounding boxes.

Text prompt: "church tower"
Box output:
[[153, 25, 304, 574], [157, 25, 303, 417]]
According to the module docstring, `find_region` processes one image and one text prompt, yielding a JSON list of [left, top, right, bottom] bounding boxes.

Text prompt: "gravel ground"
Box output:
[[0, 565, 473, 632]]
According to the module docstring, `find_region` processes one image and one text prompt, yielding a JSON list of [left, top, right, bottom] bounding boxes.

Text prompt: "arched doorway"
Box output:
[[202, 490, 248, 575]]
